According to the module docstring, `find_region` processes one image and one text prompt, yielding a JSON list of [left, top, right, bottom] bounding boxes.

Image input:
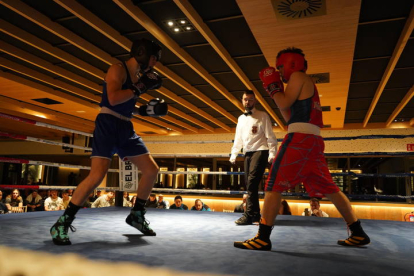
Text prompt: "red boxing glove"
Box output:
[[259, 67, 284, 97]]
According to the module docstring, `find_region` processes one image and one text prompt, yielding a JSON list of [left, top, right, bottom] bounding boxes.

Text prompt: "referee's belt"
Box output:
[[99, 106, 131, 121]]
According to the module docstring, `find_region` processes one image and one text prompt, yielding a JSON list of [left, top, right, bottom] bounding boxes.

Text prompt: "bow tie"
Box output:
[[244, 111, 252, 116]]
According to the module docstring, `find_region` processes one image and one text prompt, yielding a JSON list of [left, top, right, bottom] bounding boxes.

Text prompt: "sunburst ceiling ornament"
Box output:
[[271, 0, 327, 21]]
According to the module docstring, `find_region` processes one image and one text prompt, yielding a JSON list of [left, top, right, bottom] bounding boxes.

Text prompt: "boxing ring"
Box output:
[[1, 112, 414, 275], [1, 207, 414, 276]]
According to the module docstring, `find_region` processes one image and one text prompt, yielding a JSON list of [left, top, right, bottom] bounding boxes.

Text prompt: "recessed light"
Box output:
[[180, 20, 186, 24], [167, 21, 174, 26], [185, 26, 192, 30], [174, 28, 180, 32]]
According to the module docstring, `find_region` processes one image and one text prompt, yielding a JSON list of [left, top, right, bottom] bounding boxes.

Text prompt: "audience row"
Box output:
[[0, 188, 329, 217]]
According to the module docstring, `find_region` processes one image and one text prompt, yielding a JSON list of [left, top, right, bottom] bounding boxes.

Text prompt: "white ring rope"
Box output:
[[0, 131, 92, 151], [0, 112, 93, 137]]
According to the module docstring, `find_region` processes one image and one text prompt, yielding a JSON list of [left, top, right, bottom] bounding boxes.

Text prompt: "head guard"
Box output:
[[276, 52, 307, 83], [130, 38, 162, 72]]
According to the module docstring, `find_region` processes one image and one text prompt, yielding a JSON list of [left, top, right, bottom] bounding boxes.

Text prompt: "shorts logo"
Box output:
[[252, 126, 258, 134]]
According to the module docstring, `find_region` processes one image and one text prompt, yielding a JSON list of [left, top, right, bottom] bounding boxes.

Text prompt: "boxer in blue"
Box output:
[[50, 38, 167, 245]]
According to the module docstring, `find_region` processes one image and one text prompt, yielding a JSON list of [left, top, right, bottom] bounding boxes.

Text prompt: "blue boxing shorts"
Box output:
[[91, 114, 149, 161]]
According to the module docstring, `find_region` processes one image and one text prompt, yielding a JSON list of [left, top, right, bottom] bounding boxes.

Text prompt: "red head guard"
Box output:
[[276, 52, 307, 83]]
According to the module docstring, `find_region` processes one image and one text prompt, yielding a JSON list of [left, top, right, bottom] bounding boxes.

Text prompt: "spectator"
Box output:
[[5, 189, 23, 212], [157, 194, 170, 209], [123, 191, 132, 207], [302, 198, 329, 217], [191, 199, 211, 211], [84, 192, 95, 208], [61, 190, 72, 210], [67, 189, 74, 197], [25, 189, 43, 212], [44, 190, 64, 211], [91, 190, 115, 208], [279, 200, 292, 215], [93, 190, 102, 202], [145, 193, 158, 208], [0, 190, 9, 214], [130, 196, 137, 206], [39, 190, 48, 201], [234, 194, 248, 213], [170, 195, 188, 210]]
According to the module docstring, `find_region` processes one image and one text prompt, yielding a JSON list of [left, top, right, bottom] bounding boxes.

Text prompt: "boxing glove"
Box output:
[[259, 67, 284, 98], [130, 71, 162, 98], [137, 98, 168, 117]]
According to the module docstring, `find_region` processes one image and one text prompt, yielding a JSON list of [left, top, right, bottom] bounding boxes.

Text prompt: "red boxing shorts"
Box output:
[[265, 132, 340, 197]]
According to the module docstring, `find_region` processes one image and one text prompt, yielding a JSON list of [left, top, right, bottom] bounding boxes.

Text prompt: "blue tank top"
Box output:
[[287, 85, 323, 127], [99, 62, 136, 118]]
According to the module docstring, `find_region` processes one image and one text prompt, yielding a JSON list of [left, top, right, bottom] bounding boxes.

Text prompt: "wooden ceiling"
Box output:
[[0, 0, 413, 142]]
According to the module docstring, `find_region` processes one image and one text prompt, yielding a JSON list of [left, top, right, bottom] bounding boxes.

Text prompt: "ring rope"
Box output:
[[0, 112, 93, 137], [2, 129, 413, 158], [1, 112, 413, 143], [1, 157, 413, 178], [0, 131, 92, 151]]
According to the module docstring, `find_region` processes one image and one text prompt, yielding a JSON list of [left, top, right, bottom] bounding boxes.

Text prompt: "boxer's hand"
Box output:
[[136, 98, 168, 117], [259, 67, 284, 98], [131, 71, 162, 98]]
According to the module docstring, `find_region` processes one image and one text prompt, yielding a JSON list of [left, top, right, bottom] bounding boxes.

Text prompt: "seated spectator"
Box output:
[[0, 190, 9, 214], [92, 190, 101, 202], [123, 191, 132, 207], [67, 189, 74, 197], [302, 198, 329, 217], [25, 189, 43, 212], [61, 190, 72, 209], [5, 189, 23, 212], [191, 199, 211, 211], [44, 189, 64, 211], [234, 194, 248, 213], [157, 194, 170, 209], [279, 199, 292, 215], [91, 190, 115, 208], [131, 196, 137, 206], [169, 195, 188, 210], [84, 192, 95, 208], [145, 193, 158, 208]]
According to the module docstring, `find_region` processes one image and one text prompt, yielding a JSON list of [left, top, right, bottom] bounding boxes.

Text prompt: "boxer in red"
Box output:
[[234, 47, 370, 250]]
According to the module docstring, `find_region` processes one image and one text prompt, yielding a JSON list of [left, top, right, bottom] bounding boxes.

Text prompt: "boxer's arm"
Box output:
[[106, 64, 135, 106], [272, 71, 306, 111]]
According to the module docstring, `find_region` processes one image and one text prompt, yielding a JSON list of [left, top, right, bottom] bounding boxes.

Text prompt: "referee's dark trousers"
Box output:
[[244, 150, 269, 218]]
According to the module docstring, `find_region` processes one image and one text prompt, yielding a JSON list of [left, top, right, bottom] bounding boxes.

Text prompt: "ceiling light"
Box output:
[[163, 18, 196, 33]]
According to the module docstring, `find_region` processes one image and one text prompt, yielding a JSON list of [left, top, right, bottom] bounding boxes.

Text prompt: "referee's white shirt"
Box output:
[[230, 108, 278, 161]]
